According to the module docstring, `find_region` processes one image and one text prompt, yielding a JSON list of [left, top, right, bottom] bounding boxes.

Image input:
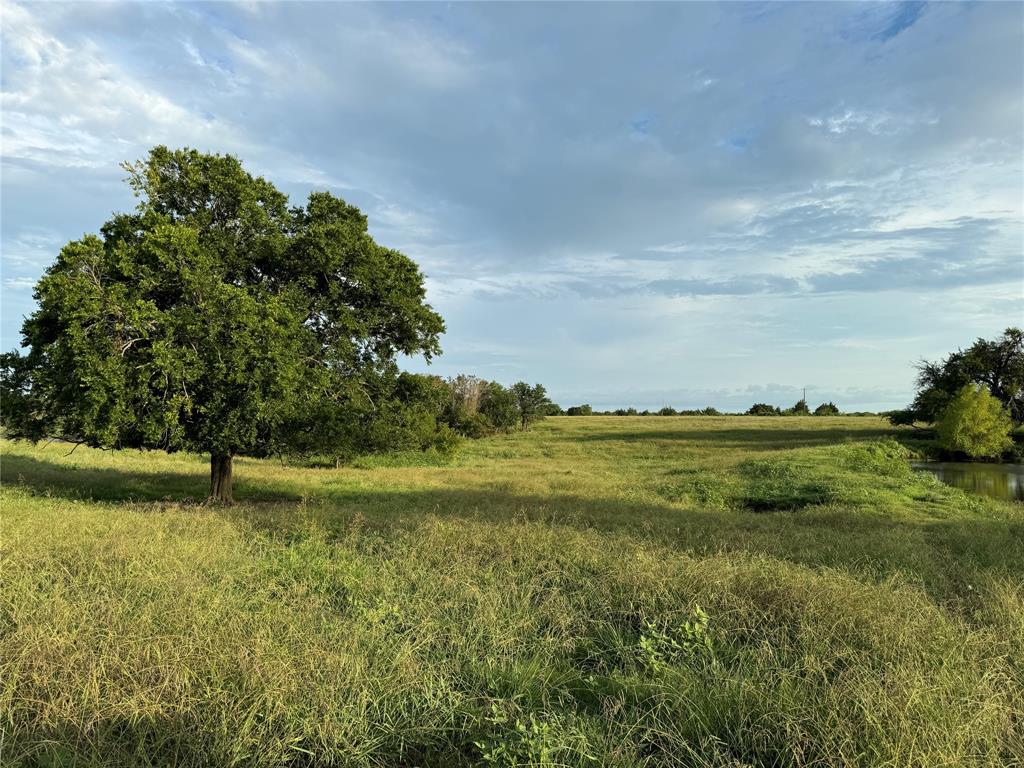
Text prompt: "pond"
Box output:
[[911, 461, 1024, 502]]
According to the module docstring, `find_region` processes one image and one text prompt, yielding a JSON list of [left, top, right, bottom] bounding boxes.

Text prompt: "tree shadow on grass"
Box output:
[[4, 452, 1020, 606], [0, 452, 298, 504]]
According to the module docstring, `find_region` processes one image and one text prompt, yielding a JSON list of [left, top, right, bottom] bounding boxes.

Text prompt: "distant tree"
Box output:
[[746, 403, 781, 416], [510, 381, 551, 430], [813, 402, 840, 416], [566, 404, 593, 416], [789, 399, 811, 416], [935, 385, 1013, 459], [478, 382, 519, 432], [903, 328, 1023, 425], [657, 406, 678, 416], [540, 402, 563, 416], [0, 147, 444, 502], [701, 407, 721, 416]]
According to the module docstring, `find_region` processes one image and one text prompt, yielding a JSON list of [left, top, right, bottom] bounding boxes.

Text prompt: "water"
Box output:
[[911, 461, 1024, 502]]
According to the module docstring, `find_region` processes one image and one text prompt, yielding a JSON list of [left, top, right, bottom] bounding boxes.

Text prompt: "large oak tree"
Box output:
[[2, 147, 444, 502]]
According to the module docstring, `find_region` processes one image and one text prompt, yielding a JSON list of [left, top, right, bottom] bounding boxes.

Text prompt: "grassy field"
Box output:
[[1, 416, 1022, 767]]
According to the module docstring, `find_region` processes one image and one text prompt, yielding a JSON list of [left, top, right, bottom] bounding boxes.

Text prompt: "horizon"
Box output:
[[2, 1, 1021, 412]]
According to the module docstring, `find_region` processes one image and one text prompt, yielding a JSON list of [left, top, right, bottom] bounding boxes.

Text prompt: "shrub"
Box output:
[[566, 405, 593, 416], [746, 403, 781, 416], [841, 438, 912, 477], [935, 385, 1013, 459], [447, 408, 495, 439], [813, 402, 840, 416]]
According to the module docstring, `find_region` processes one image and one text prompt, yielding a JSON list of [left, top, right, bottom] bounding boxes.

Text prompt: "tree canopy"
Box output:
[[1, 147, 444, 501]]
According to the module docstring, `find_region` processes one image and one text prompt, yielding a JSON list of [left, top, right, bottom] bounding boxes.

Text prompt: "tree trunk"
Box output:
[[210, 453, 234, 504]]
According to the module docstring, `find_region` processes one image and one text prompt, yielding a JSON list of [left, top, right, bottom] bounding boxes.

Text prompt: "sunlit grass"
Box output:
[[1, 417, 1021, 766]]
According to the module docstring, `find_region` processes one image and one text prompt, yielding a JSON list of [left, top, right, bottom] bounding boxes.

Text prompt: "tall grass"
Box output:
[[1, 417, 1021, 766]]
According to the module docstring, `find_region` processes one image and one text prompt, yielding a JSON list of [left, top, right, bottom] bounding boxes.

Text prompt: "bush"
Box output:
[[448, 410, 494, 439], [658, 406, 678, 416], [841, 438, 912, 477], [935, 385, 1013, 459], [814, 402, 840, 416], [746, 403, 781, 416]]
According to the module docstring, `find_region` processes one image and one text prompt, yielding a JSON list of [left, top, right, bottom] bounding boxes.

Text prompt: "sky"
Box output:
[[2, 1, 1021, 412]]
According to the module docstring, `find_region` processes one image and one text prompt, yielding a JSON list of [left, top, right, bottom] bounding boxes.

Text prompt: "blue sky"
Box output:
[[2, 1, 1021, 411]]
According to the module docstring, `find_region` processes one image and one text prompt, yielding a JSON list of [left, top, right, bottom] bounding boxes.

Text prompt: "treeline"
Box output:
[[267, 372, 556, 465], [437, 375, 556, 436], [745, 400, 841, 416], [556, 400, 846, 417]]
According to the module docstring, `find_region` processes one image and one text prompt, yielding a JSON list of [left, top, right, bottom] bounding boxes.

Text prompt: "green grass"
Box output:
[[1, 417, 1021, 767]]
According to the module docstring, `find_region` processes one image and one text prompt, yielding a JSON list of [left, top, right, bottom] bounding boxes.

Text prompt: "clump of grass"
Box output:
[[658, 469, 734, 509], [840, 437, 914, 477], [739, 456, 837, 511]]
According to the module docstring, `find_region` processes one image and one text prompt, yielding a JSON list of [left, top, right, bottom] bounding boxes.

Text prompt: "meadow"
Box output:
[[1, 416, 1021, 767]]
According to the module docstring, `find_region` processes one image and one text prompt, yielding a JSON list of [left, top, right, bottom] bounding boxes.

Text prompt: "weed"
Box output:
[[639, 605, 714, 667]]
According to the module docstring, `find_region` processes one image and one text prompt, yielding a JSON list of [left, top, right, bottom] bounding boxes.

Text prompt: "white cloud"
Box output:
[[3, 277, 36, 290], [806, 106, 938, 136], [2, 228, 64, 268], [1, 2, 211, 169]]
